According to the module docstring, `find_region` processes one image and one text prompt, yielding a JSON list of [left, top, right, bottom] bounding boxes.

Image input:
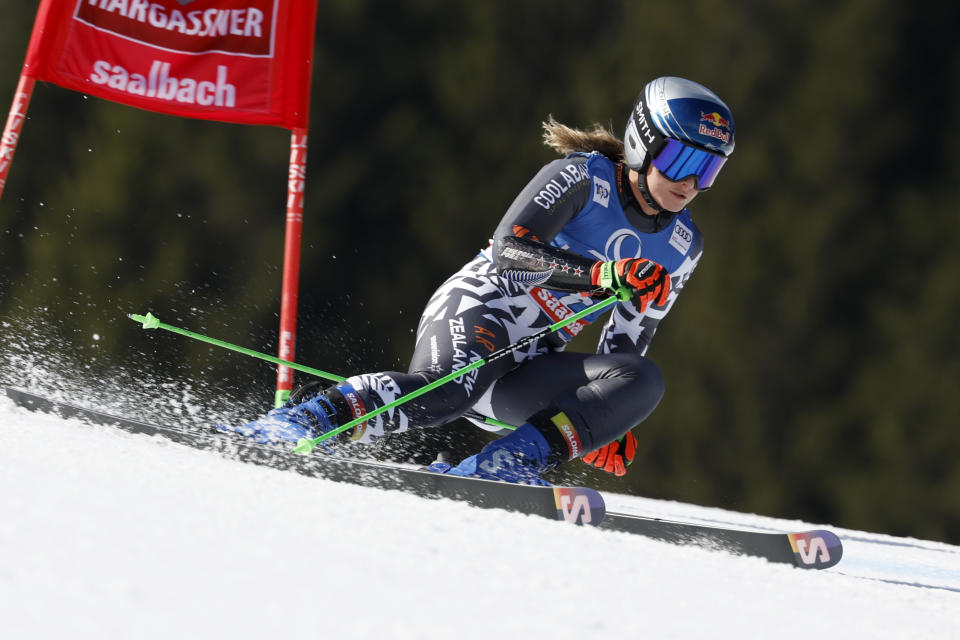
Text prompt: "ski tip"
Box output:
[[129, 312, 161, 329], [292, 438, 315, 455], [787, 529, 844, 569], [554, 487, 606, 527]]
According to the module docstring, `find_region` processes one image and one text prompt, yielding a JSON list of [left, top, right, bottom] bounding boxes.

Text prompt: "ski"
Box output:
[[599, 512, 843, 570], [4, 386, 843, 568], [3, 387, 604, 527]]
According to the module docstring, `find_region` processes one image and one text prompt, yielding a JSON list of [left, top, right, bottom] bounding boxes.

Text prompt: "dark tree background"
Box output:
[[2, 1, 959, 543]]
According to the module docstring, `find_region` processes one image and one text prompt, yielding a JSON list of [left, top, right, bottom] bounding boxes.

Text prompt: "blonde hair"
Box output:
[[542, 115, 624, 161]]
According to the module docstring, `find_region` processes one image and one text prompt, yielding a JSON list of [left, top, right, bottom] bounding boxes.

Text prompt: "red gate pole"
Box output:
[[0, 74, 35, 202], [275, 127, 309, 407]]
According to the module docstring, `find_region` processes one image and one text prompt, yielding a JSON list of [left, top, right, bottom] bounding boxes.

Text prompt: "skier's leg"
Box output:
[[445, 351, 664, 484], [485, 350, 665, 451], [325, 306, 521, 443]]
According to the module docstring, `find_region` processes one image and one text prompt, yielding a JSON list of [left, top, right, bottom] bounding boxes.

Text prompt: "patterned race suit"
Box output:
[[331, 152, 703, 455]]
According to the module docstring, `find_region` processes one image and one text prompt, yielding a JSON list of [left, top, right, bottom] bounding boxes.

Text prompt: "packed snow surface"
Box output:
[[2, 396, 958, 639]]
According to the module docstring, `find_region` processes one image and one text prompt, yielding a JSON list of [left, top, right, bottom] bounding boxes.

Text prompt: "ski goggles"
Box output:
[[650, 137, 727, 191]]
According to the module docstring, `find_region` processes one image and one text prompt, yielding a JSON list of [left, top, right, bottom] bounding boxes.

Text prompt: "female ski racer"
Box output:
[[224, 76, 736, 485]]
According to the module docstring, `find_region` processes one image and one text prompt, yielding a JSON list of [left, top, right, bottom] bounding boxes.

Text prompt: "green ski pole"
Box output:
[[292, 288, 631, 455]]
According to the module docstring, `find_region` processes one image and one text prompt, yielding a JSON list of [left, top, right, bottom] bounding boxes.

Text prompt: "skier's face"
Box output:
[[645, 165, 699, 213]]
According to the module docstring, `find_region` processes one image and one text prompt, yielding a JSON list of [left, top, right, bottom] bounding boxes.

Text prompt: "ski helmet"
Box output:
[[624, 76, 735, 191]]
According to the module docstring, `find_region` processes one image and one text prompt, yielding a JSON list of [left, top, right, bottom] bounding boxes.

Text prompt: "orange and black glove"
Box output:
[[581, 431, 638, 477], [590, 258, 670, 312]]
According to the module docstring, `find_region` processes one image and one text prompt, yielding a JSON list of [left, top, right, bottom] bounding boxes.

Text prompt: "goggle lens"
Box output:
[[650, 138, 727, 190]]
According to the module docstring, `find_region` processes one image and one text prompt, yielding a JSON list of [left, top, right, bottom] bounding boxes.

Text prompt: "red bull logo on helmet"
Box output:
[[698, 111, 731, 145], [700, 111, 731, 129]]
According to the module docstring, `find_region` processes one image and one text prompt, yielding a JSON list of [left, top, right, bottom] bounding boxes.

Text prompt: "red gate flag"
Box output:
[[23, 0, 318, 129]]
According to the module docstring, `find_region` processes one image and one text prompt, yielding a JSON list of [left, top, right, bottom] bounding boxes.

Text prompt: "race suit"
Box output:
[[330, 151, 703, 456]]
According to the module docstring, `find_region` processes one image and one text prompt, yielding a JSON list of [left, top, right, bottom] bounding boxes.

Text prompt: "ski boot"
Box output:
[[217, 382, 341, 449], [440, 423, 558, 486]]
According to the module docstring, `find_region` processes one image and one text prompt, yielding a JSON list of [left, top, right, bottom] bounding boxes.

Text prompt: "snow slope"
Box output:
[[1, 397, 958, 640]]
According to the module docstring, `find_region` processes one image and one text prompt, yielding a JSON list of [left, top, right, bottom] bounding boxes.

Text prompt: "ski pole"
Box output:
[[127, 312, 346, 384], [126, 312, 515, 430], [292, 288, 631, 455]]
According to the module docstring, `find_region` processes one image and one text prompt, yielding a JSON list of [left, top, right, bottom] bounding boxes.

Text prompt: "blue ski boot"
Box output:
[[443, 423, 557, 486], [218, 386, 340, 449]]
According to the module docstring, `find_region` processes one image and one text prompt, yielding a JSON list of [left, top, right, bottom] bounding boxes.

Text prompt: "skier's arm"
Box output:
[[497, 234, 671, 315], [491, 157, 592, 266], [495, 234, 597, 291]]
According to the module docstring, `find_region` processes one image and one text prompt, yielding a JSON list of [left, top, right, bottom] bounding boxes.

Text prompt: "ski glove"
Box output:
[[581, 431, 637, 477], [590, 258, 670, 312]]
